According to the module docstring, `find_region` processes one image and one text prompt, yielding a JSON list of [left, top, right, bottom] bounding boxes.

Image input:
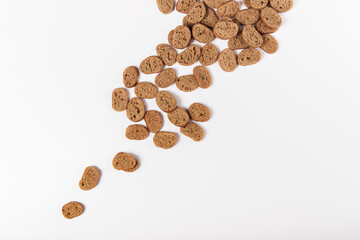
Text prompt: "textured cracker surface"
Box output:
[[126, 97, 146, 122], [167, 106, 190, 127], [193, 66, 212, 89], [112, 88, 128, 112], [156, 91, 177, 113], [189, 103, 211, 122], [62, 202, 84, 219], [199, 43, 219, 66], [145, 110, 163, 133], [125, 124, 149, 140], [218, 48, 237, 72], [153, 131, 177, 149], [176, 75, 199, 92]]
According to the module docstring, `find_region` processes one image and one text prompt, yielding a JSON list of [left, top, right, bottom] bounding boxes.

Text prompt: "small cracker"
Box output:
[[256, 19, 278, 34], [176, 75, 198, 92], [180, 122, 204, 142], [186, 2, 207, 24], [157, 0, 175, 14], [193, 66, 212, 89], [156, 91, 177, 113], [177, 45, 201, 66], [139, 56, 164, 74], [217, 1, 239, 18], [228, 33, 249, 50], [218, 48, 237, 72], [126, 97, 146, 122], [145, 110, 163, 133], [269, 0, 293, 13], [188, 103, 211, 122], [249, 0, 269, 9], [167, 106, 190, 127], [62, 202, 84, 219], [170, 25, 192, 49], [112, 152, 137, 171], [182, 15, 195, 28], [213, 18, 239, 40], [241, 25, 263, 48], [192, 23, 215, 43], [238, 48, 261, 66], [200, 6, 219, 28], [204, 0, 230, 8], [176, 0, 197, 13], [155, 68, 177, 88], [156, 44, 177, 66], [123, 66, 139, 88], [153, 132, 178, 149], [134, 82, 158, 99], [235, 9, 260, 25], [79, 166, 100, 191], [125, 124, 149, 140], [199, 43, 219, 66], [260, 7, 282, 29], [260, 34, 278, 54], [112, 88, 128, 112]]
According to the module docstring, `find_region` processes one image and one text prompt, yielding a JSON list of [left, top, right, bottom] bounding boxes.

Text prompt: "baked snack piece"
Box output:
[[218, 48, 237, 72], [269, 0, 293, 12], [260, 7, 282, 29], [249, 0, 269, 9], [144, 110, 163, 133], [168, 30, 174, 45], [153, 132, 177, 149], [157, 0, 175, 14], [235, 9, 260, 25], [126, 97, 146, 122], [167, 106, 190, 127], [176, 75, 198, 92], [156, 91, 177, 113], [125, 124, 149, 140], [256, 19, 278, 34], [228, 33, 249, 50], [213, 17, 239, 40], [62, 202, 84, 219], [134, 82, 158, 99], [193, 66, 212, 89], [112, 88, 128, 112], [170, 25, 192, 49], [79, 166, 100, 191], [139, 56, 164, 74], [177, 45, 201, 66], [243, 0, 251, 8], [155, 68, 177, 88], [188, 103, 211, 122], [186, 2, 207, 24], [204, 0, 230, 8], [112, 152, 139, 172], [182, 15, 194, 28], [199, 43, 219, 66], [123, 66, 139, 88], [200, 6, 219, 28], [156, 44, 177, 66], [260, 34, 278, 54], [241, 25, 263, 48], [192, 24, 215, 43], [176, 0, 197, 13], [217, 1, 239, 18], [180, 122, 204, 141], [237, 48, 261, 66]]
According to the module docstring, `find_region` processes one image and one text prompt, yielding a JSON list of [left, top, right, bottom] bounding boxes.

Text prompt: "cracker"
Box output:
[[260, 34, 278, 54], [235, 9, 260, 25], [123, 66, 139, 88], [269, 0, 293, 13], [155, 68, 177, 88], [186, 2, 207, 24], [228, 33, 249, 50], [176, 75, 198, 92], [112, 88, 128, 112], [241, 25, 263, 48], [213, 17, 239, 40], [249, 0, 269, 9], [139, 56, 164, 74], [177, 45, 201, 66], [156, 44, 177, 66], [237, 48, 261, 66], [157, 0, 175, 14], [193, 66, 212, 89], [170, 25, 192, 49], [188, 103, 211, 122], [199, 43, 219, 66], [218, 48, 237, 72], [112, 152, 138, 171], [134, 82, 158, 99], [176, 0, 197, 14], [156, 91, 177, 113], [200, 6, 219, 28], [125, 124, 149, 140], [126, 97, 146, 122], [217, 1, 239, 18], [79, 166, 100, 191], [182, 15, 194, 28], [167, 106, 190, 127], [256, 19, 278, 34], [144, 110, 163, 133], [192, 23, 215, 43], [180, 122, 204, 142], [153, 132, 178, 149], [168, 30, 174, 45], [62, 202, 84, 219], [260, 7, 282, 29], [204, 0, 230, 8]]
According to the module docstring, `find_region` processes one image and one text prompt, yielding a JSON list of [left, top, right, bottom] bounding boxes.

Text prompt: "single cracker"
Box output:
[[269, 0, 293, 13], [235, 9, 260, 25], [177, 45, 201, 66], [228, 33, 249, 50], [167, 106, 190, 127], [112, 88, 128, 112], [144, 110, 163, 133], [180, 122, 204, 142], [112, 152, 138, 171], [176, 75, 198, 92], [139, 56, 164, 74], [62, 202, 84, 219], [192, 24, 215, 43], [199, 43, 219, 66], [176, 0, 197, 13], [155, 68, 177, 88], [170, 25, 192, 49], [256, 19, 278, 34], [79, 166, 100, 191], [156, 91, 177, 113], [134, 82, 158, 99], [260, 7, 282, 29], [126, 97, 146, 122], [217, 1, 239, 18], [241, 25, 263, 48], [123, 66, 139, 88], [243, 0, 251, 8], [193, 66, 212, 89], [188, 103, 211, 122], [125, 125, 149, 140], [238, 48, 261, 66], [218, 48, 237, 72], [213, 18, 239, 40], [204, 0, 230, 8], [153, 132, 178, 149], [249, 0, 269, 9], [182, 15, 195, 28], [186, 2, 207, 24], [156, 44, 177, 66], [260, 34, 278, 54], [157, 0, 175, 14], [200, 6, 219, 28]]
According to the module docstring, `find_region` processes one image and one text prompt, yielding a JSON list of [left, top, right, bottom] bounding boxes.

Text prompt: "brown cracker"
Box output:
[[213, 18, 239, 40], [235, 9, 260, 25], [157, 0, 175, 14], [123, 66, 139, 88], [144, 110, 163, 133], [256, 19, 278, 34], [182, 15, 195, 28], [79, 166, 100, 191], [134, 82, 158, 99], [153, 132, 178, 149], [156, 44, 177, 66], [176, 0, 197, 13], [199, 43, 219, 66], [167, 106, 190, 127], [249, 0, 269, 9], [217, 1, 239, 18], [168, 30, 174, 45], [156, 91, 177, 113], [228, 33, 249, 50], [112, 88, 128, 112], [269, 0, 293, 13], [260, 7, 282, 29], [170, 25, 192, 49], [204, 0, 230, 8], [139, 56, 164, 74], [192, 23, 215, 43], [125, 124, 149, 140], [177, 45, 201, 66], [193, 66, 212, 89], [62, 202, 84, 219], [123, 161, 140, 172], [218, 48, 237, 72], [180, 122, 204, 142], [260, 34, 278, 54], [112, 152, 138, 171], [126, 97, 146, 122], [241, 25, 263, 48], [200, 6, 219, 28], [155, 68, 177, 88], [238, 48, 261, 66], [186, 1, 207, 24], [176, 75, 199, 92], [188, 103, 211, 122]]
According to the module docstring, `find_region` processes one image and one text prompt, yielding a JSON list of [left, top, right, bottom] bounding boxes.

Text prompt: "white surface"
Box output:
[[1, 0, 360, 239]]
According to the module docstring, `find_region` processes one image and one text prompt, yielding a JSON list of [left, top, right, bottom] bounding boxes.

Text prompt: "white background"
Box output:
[[1, 0, 360, 239]]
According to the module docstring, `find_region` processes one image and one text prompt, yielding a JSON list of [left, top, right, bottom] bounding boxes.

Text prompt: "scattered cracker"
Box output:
[[167, 107, 190, 127], [176, 0, 197, 14], [177, 45, 201, 66], [112, 152, 138, 171], [256, 19, 278, 34], [260, 7, 282, 29], [140, 56, 164, 74], [218, 48, 237, 72], [204, 0, 230, 8], [269, 0, 293, 13], [112, 88, 128, 112], [125, 124, 149, 140], [200, 6, 219, 28], [217, 1, 239, 18], [155, 68, 177, 88], [249, 0, 269, 9], [62, 202, 84, 219], [235, 9, 260, 25], [170, 25, 192, 49], [193, 66, 212, 89], [176, 75, 199, 92], [126, 97, 146, 122], [145, 110, 163, 133], [156, 91, 177, 113], [228, 33, 249, 50], [182, 15, 194, 28], [157, 0, 175, 14], [192, 23, 215, 43], [238, 48, 261, 66], [79, 166, 100, 191], [260, 34, 278, 54], [180, 122, 204, 142], [123, 66, 139, 88], [188, 103, 211, 122], [242, 25, 263, 48], [156, 44, 177, 66], [134, 82, 158, 99], [153, 132, 178, 149], [186, 2, 207, 24], [199, 43, 219, 66], [213, 17, 239, 40]]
